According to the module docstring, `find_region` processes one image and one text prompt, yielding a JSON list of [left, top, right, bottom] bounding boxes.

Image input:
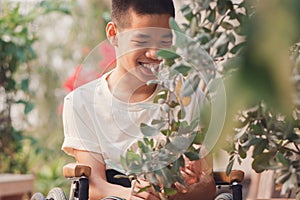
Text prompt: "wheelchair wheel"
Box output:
[[31, 192, 45, 200], [215, 193, 233, 200], [46, 187, 67, 200], [102, 197, 126, 200]]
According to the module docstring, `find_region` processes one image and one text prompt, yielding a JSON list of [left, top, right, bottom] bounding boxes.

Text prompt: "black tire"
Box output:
[[46, 187, 67, 200], [215, 193, 233, 200], [31, 193, 45, 200]]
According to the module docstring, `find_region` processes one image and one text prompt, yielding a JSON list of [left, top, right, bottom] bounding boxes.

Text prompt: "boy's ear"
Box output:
[[106, 22, 118, 47]]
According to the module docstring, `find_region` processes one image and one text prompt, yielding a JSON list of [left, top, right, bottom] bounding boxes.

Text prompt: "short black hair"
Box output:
[[111, 0, 175, 28]]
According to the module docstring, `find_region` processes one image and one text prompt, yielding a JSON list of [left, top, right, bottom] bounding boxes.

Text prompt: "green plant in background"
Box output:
[[0, 0, 72, 183], [223, 0, 300, 198], [1, 0, 112, 196], [226, 43, 300, 199], [179, 0, 251, 62], [1, 2, 39, 173]]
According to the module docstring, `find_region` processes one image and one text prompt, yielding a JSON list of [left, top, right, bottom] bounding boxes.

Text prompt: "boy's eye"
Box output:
[[161, 41, 172, 47], [132, 40, 148, 46]]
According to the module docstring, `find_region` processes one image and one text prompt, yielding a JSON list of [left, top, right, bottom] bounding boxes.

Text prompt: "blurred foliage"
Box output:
[[178, 0, 252, 62], [0, 0, 110, 196], [221, 0, 300, 197], [0, 1, 53, 173]]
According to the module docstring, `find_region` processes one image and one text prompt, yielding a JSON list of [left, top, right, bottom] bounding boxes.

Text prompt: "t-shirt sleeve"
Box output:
[[61, 93, 102, 157]]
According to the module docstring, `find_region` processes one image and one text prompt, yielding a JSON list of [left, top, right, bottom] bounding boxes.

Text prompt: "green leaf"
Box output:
[[153, 90, 168, 103], [228, 10, 237, 20], [164, 187, 177, 196], [113, 174, 130, 179], [181, 4, 193, 22], [208, 9, 216, 23], [172, 64, 191, 76], [151, 119, 166, 125], [216, 42, 229, 57], [250, 124, 265, 135], [136, 185, 152, 193], [170, 136, 193, 151], [198, 34, 210, 45], [230, 42, 246, 54], [217, 0, 227, 15], [193, 131, 204, 145], [126, 150, 142, 165], [157, 49, 180, 60], [140, 123, 159, 137], [178, 155, 185, 168], [252, 139, 268, 157], [172, 158, 181, 171], [238, 145, 247, 159], [161, 167, 173, 187], [24, 101, 34, 114], [220, 22, 234, 30], [252, 152, 275, 173], [20, 78, 29, 92], [276, 152, 289, 166], [137, 141, 148, 153], [169, 18, 187, 49], [16, 100, 34, 114], [226, 159, 234, 176], [184, 151, 200, 161], [180, 75, 200, 97]]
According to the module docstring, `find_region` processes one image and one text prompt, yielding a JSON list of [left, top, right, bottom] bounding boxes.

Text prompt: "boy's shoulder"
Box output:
[[64, 77, 103, 106]]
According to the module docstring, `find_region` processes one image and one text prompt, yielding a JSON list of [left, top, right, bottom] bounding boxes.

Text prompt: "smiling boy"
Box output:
[[62, 0, 216, 199]]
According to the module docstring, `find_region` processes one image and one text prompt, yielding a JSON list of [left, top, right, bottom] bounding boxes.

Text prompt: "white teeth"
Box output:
[[142, 63, 159, 70]]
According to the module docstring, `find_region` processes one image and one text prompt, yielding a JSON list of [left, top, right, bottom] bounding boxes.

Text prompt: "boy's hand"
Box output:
[[130, 179, 160, 200], [170, 157, 216, 200], [174, 158, 203, 193]]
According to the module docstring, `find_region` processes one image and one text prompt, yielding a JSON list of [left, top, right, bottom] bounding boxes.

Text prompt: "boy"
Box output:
[[62, 0, 216, 199]]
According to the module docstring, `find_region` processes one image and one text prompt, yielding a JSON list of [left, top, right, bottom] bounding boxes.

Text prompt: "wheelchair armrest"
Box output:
[[213, 170, 244, 185], [63, 163, 91, 178]]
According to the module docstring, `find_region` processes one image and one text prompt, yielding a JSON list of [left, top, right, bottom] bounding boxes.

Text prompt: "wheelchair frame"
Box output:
[[31, 163, 244, 200]]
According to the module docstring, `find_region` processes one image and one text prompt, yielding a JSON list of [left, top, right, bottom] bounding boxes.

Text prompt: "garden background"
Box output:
[[1, 0, 299, 199]]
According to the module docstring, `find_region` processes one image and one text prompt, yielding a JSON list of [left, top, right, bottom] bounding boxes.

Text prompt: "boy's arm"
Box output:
[[73, 149, 160, 200], [73, 149, 131, 200]]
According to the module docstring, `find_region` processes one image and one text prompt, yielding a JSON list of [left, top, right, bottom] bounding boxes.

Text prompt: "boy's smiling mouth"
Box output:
[[138, 62, 160, 75]]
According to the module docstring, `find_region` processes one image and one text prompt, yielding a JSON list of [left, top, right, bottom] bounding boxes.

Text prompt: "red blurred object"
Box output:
[[63, 41, 116, 92], [63, 65, 83, 92]]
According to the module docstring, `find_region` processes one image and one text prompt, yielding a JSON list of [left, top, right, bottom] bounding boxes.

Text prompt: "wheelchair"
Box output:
[[31, 163, 244, 200]]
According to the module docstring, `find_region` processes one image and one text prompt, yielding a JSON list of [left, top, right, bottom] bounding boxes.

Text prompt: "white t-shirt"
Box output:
[[62, 71, 204, 173]]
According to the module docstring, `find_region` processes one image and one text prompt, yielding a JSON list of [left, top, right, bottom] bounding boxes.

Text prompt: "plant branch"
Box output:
[[294, 142, 300, 153], [280, 146, 300, 155]]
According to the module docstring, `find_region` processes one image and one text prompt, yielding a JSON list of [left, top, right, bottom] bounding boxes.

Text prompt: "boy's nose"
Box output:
[[145, 48, 160, 60]]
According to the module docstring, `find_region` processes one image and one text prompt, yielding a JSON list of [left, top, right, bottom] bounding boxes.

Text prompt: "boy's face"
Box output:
[[108, 11, 173, 83]]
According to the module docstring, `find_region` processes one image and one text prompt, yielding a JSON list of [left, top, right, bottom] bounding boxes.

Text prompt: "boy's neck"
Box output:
[[106, 68, 157, 103]]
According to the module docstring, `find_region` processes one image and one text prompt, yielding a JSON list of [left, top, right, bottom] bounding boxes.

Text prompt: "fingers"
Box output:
[[180, 169, 199, 185], [185, 159, 203, 176], [130, 192, 160, 200], [174, 182, 187, 194], [173, 168, 197, 194]]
